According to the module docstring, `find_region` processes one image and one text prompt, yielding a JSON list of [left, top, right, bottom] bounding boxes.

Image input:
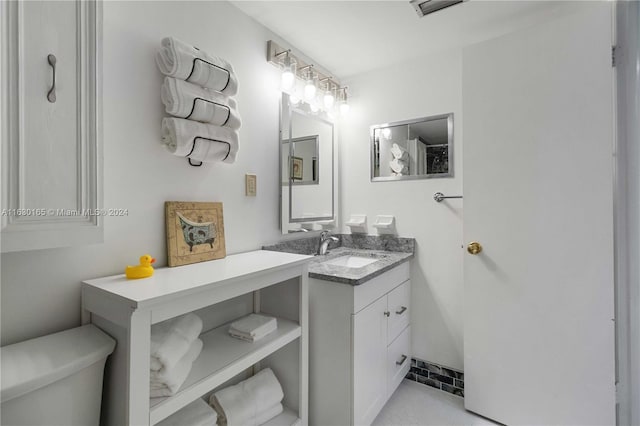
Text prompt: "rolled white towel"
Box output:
[[161, 117, 239, 164], [254, 403, 283, 426], [156, 398, 217, 426], [150, 338, 203, 397], [209, 368, 284, 426], [390, 143, 408, 161], [156, 37, 238, 96], [229, 314, 277, 338], [150, 313, 203, 372], [389, 158, 408, 174], [161, 77, 241, 130]]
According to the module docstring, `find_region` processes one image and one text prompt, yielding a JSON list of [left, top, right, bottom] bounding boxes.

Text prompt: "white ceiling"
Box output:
[[232, 1, 579, 79]]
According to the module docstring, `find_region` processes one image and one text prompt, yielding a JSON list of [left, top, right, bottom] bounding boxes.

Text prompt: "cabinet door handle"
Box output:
[[47, 54, 57, 103], [396, 306, 407, 315], [384, 311, 390, 317], [396, 354, 407, 366]]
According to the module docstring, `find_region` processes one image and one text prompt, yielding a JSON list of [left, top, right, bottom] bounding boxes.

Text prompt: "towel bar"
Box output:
[[186, 57, 231, 92], [185, 98, 231, 125], [433, 192, 463, 202], [186, 137, 231, 167]]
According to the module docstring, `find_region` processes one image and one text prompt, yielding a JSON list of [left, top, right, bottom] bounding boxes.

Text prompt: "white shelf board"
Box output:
[[150, 318, 301, 425], [82, 250, 311, 308], [262, 407, 300, 426]]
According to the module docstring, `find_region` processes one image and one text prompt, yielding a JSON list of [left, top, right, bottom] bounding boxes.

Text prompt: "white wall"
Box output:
[[0, 1, 289, 346], [340, 50, 464, 369]]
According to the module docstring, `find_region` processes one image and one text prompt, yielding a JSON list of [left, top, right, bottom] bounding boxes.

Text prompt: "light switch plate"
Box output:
[[245, 174, 257, 196]]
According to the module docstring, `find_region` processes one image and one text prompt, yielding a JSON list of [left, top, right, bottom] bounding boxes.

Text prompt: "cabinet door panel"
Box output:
[[387, 325, 410, 399], [352, 296, 387, 426], [1, 0, 102, 252], [22, 1, 79, 210], [387, 280, 410, 344]]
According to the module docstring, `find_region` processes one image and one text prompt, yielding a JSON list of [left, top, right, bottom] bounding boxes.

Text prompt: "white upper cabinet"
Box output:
[[1, 0, 102, 252]]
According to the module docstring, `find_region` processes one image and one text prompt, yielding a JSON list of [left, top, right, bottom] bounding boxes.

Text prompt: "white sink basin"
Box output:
[[323, 255, 379, 268]]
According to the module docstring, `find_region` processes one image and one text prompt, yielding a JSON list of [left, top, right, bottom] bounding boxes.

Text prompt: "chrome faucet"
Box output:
[[317, 231, 339, 255]]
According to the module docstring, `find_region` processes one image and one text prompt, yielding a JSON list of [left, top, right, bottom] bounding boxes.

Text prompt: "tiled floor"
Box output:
[[372, 380, 499, 426]]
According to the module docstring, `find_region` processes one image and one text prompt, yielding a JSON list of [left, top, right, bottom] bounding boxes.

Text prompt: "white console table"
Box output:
[[82, 250, 311, 426]]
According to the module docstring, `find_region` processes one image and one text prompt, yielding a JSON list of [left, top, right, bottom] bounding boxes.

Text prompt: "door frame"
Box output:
[[614, 1, 640, 425]]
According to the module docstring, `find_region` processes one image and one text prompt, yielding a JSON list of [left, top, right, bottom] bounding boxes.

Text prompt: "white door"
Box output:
[[463, 3, 615, 425], [352, 296, 387, 426]]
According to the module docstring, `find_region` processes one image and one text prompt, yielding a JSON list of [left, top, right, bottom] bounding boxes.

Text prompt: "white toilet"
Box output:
[[1, 324, 115, 426]]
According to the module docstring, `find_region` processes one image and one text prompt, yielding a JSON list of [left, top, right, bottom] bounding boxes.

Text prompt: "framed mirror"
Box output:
[[280, 93, 335, 234], [370, 113, 453, 181]]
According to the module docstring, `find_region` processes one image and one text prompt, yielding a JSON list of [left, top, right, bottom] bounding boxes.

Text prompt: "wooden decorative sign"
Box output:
[[165, 201, 226, 267]]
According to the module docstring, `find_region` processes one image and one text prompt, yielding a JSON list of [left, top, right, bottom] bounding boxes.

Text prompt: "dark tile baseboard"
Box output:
[[405, 357, 465, 398]]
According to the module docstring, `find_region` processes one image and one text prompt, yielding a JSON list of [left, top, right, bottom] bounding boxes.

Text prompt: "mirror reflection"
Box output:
[[280, 94, 334, 234], [371, 113, 453, 181], [282, 135, 319, 185]]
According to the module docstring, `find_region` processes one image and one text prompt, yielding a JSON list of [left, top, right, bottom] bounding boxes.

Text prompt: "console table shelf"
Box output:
[[82, 250, 311, 426]]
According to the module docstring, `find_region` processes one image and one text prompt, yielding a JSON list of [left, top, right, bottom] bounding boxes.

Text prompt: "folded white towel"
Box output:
[[150, 338, 203, 397], [156, 37, 238, 96], [156, 398, 217, 426], [161, 77, 242, 130], [161, 117, 239, 164], [389, 158, 408, 174], [150, 313, 203, 372], [391, 143, 408, 161], [229, 314, 277, 338], [228, 327, 275, 343], [209, 368, 284, 426]]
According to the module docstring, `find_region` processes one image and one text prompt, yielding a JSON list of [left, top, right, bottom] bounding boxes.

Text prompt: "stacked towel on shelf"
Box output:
[[228, 314, 277, 343], [390, 143, 408, 161], [156, 36, 241, 164], [156, 37, 238, 96], [150, 339, 203, 397], [162, 117, 239, 164], [209, 368, 284, 426], [389, 157, 408, 175], [150, 313, 203, 397], [157, 398, 217, 426], [161, 77, 242, 130]]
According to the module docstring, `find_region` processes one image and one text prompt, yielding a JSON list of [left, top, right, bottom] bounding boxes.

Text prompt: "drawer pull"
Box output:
[[47, 54, 57, 103], [396, 306, 407, 315], [396, 354, 407, 366]]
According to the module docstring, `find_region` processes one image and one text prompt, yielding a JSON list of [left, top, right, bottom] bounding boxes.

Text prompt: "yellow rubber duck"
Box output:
[[125, 254, 156, 279]]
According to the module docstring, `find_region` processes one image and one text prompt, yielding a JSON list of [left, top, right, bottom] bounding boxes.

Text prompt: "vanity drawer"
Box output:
[[387, 325, 411, 399], [387, 279, 410, 343]]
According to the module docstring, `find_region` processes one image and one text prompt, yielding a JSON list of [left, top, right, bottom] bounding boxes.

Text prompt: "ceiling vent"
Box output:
[[410, 0, 465, 17]]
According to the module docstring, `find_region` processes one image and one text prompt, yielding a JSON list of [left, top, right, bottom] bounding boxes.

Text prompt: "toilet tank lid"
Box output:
[[1, 324, 115, 403]]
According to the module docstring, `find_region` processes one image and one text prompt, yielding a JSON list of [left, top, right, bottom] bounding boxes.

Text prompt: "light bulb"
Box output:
[[340, 102, 350, 116], [382, 128, 391, 139], [323, 89, 335, 109], [280, 53, 296, 91], [304, 79, 316, 101], [290, 93, 301, 105], [310, 103, 320, 113], [282, 69, 295, 90]]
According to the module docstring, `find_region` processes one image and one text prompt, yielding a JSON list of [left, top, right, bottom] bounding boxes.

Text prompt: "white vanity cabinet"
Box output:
[[1, 0, 102, 252], [82, 250, 310, 426], [309, 261, 411, 426]]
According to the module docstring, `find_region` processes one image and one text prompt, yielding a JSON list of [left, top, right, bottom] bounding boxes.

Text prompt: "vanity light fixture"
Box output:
[[266, 40, 344, 115]]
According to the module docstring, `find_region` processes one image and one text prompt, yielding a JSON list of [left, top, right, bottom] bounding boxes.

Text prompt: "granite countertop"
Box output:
[[307, 247, 413, 286], [262, 234, 415, 286]]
